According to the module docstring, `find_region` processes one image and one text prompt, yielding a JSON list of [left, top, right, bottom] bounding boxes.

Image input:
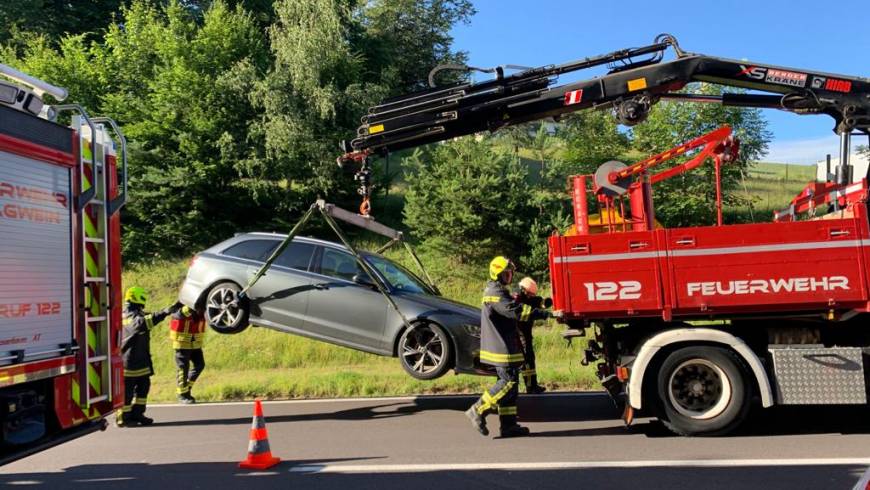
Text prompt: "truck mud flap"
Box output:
[[769, 346, 867, 405]]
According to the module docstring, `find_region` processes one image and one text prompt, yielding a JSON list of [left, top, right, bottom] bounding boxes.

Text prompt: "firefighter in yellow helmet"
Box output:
[[515, 277, 552, 394], [465, 256, 530, 438], [116, 287, 179, 427], [169, 304, 207, 404]]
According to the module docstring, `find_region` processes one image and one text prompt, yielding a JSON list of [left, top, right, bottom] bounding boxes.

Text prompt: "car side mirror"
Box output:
[[352, 274, 376, 288]]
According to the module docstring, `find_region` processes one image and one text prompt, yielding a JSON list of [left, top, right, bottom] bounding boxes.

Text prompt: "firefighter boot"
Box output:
[[465, 400, 490, 436], [526, 384, 547, 395], [498, 412, 530, 438], [115, 410, 137, 428], [177, 392, 195, 404], [129, 408, 153, 426], [524, 373, 546, 394], [499, 424, 531, 438]]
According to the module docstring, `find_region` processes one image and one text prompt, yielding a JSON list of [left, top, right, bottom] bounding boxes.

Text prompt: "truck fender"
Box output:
[[627, 328, 774, 410]]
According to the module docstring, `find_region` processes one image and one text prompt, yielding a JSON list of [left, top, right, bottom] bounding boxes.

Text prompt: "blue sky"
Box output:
[[451, 0, 870, 164]]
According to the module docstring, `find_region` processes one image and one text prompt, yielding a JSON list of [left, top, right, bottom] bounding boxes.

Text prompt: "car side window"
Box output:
[[274, 242, 316, 271], [221, 239, 279, 262], [318, 248, 363, 281]]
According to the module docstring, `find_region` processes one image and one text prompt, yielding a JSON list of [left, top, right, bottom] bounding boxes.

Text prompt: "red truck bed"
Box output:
[[549, 202, 870, 322]]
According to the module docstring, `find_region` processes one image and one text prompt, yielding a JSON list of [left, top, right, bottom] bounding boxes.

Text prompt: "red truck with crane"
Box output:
[[0, 64, 127, 461], [339, 34, 870, 435]]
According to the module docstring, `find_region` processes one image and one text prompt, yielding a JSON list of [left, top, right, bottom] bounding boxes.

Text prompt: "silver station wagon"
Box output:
[[178, 233, 486, 380]]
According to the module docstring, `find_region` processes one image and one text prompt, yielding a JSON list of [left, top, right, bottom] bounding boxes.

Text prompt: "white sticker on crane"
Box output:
[[564, 89, 584, 106]]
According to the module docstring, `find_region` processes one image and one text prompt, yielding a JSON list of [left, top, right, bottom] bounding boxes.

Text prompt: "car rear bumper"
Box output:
[[178, 279, 204, 307]]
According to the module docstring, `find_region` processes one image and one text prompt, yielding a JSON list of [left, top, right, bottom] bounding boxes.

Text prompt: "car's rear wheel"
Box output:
[[204, 282, 250, 334], [398, 323, 452, 380]]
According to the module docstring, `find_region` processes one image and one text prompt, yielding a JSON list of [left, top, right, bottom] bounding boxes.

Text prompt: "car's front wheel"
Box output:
[[204, 282, 250, 334], [397, 323, 453, 380]]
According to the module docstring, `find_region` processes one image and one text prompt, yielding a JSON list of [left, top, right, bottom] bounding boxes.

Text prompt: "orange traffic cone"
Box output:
[[238, 399, 281, 470]]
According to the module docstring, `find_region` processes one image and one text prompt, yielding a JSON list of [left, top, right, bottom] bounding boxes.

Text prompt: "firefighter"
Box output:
[[116, 287, 179, 427], [516, 277, 551, 394], [170, 304, 206, 404], [465, 256, 530, 438]]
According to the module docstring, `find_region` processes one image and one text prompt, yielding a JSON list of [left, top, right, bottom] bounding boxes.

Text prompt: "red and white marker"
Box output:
[[564, 89, 584, 105]]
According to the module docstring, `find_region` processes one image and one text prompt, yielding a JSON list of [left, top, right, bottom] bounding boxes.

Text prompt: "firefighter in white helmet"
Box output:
[[515, 277, 552, 394]]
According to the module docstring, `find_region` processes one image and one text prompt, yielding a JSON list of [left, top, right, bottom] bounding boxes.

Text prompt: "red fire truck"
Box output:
[[0, 64, 126, 462], [340, 34, 870, 435]]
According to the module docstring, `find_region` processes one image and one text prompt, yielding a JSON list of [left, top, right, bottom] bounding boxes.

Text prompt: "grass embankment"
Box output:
[[733, 162, 817, 219], [123, 255, 598, 403]]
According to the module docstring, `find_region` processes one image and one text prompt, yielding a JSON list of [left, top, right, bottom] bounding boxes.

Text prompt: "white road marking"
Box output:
[[235, 471, 282, 477], [149, 392, 604, 408], [73, 477, 136, 483], [290, 458, 870, 474], [854, 466, 870, 490]]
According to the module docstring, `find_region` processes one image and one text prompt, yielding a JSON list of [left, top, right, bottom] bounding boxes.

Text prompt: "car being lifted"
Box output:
[[178, 233, 487, 381]]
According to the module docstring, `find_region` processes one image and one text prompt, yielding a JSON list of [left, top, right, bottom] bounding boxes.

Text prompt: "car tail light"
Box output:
[[189, 255, 198, 268]]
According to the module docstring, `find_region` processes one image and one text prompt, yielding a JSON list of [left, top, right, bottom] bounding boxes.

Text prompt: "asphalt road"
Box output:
[[3, 392, 870, 489]]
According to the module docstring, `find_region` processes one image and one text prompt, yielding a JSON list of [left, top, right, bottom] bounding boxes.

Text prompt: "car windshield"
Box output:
[[365, 255, 433, 295]]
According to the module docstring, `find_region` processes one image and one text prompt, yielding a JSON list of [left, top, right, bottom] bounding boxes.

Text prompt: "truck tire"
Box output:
[[654, 346, 751, 436], [204, 282, 250, 335]]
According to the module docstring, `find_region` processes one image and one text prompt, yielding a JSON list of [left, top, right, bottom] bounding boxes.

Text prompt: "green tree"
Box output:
[[355, 0, 475, 93], [105, 1, 273, 259], [2, 0, 479, 261], [519, 112, 629, 275], [0, 0, 126, 48], [252, 0, 377, 205], [6, 1, 273, 258], [632, 84, 771, 226], [254, 0, 475, 206], [403, 138, 535, 262]]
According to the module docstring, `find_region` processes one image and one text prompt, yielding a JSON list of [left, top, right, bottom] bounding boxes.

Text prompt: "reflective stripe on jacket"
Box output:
[[518, 295, 548, 330], [479, 280, 524, 367], [121, 304, 170, 377], [169, 306, 206, 350]]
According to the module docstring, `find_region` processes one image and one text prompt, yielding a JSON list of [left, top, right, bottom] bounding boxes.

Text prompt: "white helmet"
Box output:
[[518, 277, 538, 295]]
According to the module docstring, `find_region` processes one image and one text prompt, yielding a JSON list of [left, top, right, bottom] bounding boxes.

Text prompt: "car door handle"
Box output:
[[313, 283, 329, 290]]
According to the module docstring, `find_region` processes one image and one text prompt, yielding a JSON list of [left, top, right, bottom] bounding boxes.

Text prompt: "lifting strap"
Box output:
[[239, 200, 437, 333]]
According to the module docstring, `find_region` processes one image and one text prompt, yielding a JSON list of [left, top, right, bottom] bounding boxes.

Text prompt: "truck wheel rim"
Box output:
[[667, 358, 732, 420], [206, 287, 239, 327], [401, 326, 444, 375]]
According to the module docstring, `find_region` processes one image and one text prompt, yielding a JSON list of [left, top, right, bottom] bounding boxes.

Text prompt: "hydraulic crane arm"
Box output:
[[341, 34, 869, 156], [339, 34, 870, 215]]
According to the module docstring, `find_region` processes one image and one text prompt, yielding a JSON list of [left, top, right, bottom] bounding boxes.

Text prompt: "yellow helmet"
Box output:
[[124, 286, 148, 306], [489, 256, 514, 281]]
